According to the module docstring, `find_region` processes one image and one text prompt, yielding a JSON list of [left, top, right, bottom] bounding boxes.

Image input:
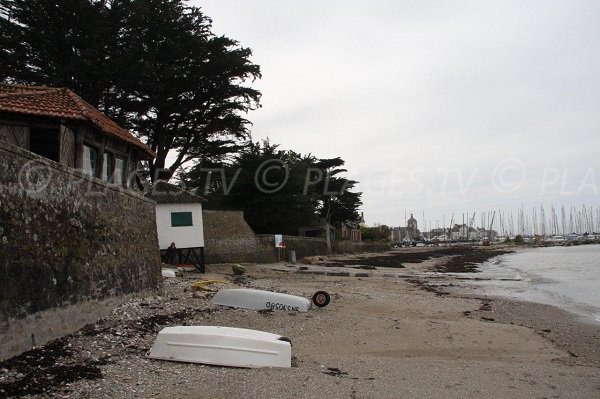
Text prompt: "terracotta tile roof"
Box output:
[[0, 84, 155, 158]]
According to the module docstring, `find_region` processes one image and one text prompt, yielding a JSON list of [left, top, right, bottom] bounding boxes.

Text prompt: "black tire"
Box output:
[[312, 291, 331, 308]]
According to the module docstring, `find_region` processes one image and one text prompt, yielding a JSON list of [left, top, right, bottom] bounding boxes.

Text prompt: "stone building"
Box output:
[[0, 83, 154, 186], [389, 213, 420, 244], [407, 213, 418, 239], [340, 221, 362, 241], [0, 84, 161, 361]]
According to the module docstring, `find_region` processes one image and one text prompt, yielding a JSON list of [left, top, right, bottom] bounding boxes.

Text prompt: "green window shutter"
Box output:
[[171, 212, 193, 227]]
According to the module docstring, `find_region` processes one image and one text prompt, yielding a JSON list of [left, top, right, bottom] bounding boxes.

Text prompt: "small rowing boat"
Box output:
[[147, 326, 292, 368], [212, 288, 312, 312]]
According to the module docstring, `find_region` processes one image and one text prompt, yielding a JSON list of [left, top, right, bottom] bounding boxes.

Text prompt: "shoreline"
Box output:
[[1, 247, 599, 398]]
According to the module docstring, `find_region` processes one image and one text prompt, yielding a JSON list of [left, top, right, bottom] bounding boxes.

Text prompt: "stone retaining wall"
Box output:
[[335, 240, 391, 254], [257, 235, 328, 260], [0, 142, 161, 360], [202, 210, 273, 263], [202, 209, 389, 263], [257, 235, 390, 261]]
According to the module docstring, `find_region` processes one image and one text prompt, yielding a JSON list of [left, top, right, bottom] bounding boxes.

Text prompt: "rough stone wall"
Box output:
[[257, 235, 329, 260], [0, 142, 161, 361], [334, 240, 391, 254], [202, 210, 273, 263], [202, 210, 390, 264], [257, 235, 390, 261]]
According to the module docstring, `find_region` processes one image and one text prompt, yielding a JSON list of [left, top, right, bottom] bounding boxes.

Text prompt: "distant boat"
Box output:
[[147, 326, 292, 368]]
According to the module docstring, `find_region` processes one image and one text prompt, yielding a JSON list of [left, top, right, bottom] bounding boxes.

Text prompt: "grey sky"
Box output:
[[194, 0, 600, 229]]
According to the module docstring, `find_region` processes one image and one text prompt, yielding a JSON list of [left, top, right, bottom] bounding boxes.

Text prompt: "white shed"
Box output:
[[146, 181, 207, 272]]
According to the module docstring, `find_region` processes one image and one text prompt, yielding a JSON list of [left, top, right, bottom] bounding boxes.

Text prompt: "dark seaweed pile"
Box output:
[[0, 338, 108, 398], [321, 247, 512, 272], [0, 307, 219, 398]]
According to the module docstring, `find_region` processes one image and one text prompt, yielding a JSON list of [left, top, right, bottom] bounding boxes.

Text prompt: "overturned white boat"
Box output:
[[212, 288, 312, 312], [161, 268, 177, 278], [147, 326, 291, 368]]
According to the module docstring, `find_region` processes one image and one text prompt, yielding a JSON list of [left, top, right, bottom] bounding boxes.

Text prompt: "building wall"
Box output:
[[257, 235, 328, 260], [0, 142, 161, 361], [155, 203, 204, 249], [202, 210, 273, 263], [335, 240, 390, 254], [0, 124, 28, 148], [257, 235, 390, 260], [203, 210, 389, 264]]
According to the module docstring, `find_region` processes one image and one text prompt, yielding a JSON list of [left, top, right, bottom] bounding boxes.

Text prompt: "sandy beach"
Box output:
[[1, 247, 599, 398]]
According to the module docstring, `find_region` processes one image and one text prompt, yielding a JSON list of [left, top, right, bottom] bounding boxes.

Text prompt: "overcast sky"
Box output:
[[194, 0, 600, 230]]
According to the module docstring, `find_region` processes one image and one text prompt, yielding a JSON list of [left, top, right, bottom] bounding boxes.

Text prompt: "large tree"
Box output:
[[106, 0, 261, 180], [186, 140, 319, 235], [0, 0, 261, 180], [185, 140, 362, 240], [311, 157, 362, 251], [0, 0, 111, 105]]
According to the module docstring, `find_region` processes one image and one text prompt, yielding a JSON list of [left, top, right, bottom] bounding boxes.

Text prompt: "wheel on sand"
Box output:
[[312, 291, 331, 308]]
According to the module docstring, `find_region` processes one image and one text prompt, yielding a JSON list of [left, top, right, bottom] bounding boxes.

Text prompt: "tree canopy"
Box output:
[[0, 0, 261, 180], [1, 1, 363, 238], [361, 225, 390, 241], [184, 140, 362, 236]]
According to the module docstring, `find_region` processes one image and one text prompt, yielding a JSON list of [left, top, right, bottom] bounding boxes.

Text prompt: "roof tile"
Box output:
[[0, 84, 155, 158]]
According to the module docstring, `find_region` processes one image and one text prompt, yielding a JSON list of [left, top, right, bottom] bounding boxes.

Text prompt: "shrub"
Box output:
[[514, 235, 524, 244]]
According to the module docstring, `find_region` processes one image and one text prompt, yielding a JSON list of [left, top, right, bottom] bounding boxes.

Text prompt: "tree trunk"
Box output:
[[325, 222, 332, 254]]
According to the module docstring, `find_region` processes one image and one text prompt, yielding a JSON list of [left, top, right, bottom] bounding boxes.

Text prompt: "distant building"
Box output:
[[477, 228, 498, 241], [389, 227, 405, 242], [358, 212, 366, 228], [389, 213, 420, 243], [450, 224, 469, 240], [341, 221, 362, 241], [407, 213, 418, 239], [429, 228, 448, 242]]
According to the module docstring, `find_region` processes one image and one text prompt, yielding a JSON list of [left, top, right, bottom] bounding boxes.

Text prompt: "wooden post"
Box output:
[[199, 247, 205, 273]]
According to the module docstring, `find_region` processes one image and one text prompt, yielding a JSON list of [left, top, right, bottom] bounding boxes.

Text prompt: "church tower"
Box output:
[[407, 213, 418, 239]]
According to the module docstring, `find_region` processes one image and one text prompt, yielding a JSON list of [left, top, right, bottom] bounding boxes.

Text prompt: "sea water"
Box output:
[[455, 244, 600, 324]]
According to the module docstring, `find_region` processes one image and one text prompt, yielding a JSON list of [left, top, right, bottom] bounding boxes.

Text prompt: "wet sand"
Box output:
[[1, 247, 599, 398]]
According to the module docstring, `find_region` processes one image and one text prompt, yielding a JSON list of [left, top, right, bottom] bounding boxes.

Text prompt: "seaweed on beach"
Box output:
[[433, 248, 513, 273], [0, 338, 108, 398], [317, 247, 512, 270], [0, 306, 225, 397], [79, 307, 218, 337], [407, 279, 450, 296]]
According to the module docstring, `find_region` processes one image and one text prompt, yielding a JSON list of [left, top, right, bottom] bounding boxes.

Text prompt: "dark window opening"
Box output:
[[29, 127, 60, 162], [171, 212, 193, 227], [82, 144, 98, 177], [115, 157, 126, 186], [102, 152, 114, 182]]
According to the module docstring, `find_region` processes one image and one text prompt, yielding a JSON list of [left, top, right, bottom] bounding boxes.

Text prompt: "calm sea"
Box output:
[[454, 244, 600, 324]]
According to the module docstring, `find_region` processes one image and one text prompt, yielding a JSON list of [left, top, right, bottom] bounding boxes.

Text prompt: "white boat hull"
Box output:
[[147, 326, 291, 368], [161, 268, 176, 278], [212, 288, 311, 312]]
